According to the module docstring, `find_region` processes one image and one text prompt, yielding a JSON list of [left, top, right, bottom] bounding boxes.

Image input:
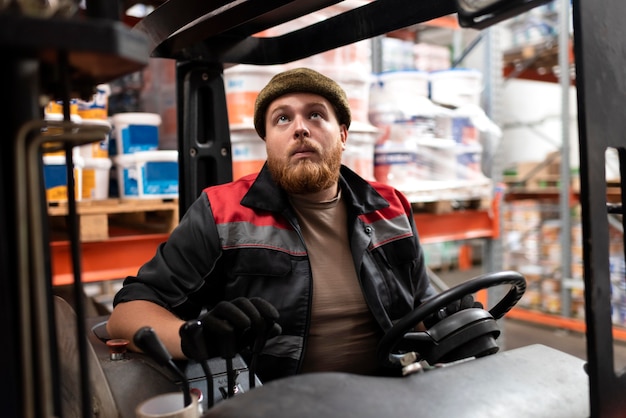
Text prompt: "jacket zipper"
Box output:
[[284, 208, 312, 373]]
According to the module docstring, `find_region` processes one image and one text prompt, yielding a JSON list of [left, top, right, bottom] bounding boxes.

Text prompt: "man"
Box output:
[[107, 67, 437, 382]]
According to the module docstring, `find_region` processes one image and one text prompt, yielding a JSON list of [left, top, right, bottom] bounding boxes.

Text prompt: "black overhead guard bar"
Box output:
[[135, 0, 458, 64]]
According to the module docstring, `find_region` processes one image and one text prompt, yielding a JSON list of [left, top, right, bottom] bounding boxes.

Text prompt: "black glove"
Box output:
[[423, 294, 484, 329], [180, 297, 281, 361], [232, 297, 282, 355]]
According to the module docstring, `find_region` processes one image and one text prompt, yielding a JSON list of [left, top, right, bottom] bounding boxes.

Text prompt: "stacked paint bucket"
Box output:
[[41, 103, 84, 203], [224, 65, 282, 180], [429, 69, 485, 180], [42, 85, 115, 202], [77, 84, 114, 200], [111, 112, 179, 199], [224, 63, 379, 181], [370, 70, 458, 187], [316, 65, 379, 180]]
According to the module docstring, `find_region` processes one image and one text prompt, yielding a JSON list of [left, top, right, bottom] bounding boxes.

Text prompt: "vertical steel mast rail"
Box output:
[[572, 0, 626, 416]]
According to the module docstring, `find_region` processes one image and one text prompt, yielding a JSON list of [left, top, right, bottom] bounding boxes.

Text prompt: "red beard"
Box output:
[[267, 138, 343, 194]]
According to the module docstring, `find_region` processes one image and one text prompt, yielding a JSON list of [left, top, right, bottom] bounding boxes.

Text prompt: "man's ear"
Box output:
[[340, 125, 348, 150]]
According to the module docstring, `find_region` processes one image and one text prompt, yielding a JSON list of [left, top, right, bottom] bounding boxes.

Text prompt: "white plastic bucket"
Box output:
[[370, 71, 430, 123], [42, 154, 84, 202], [377, 70, 430, 99], [113, 150, 178, 199], [321, 66, 372, 124], [79, 118, 112, 159], [224, 65, 284, 126], [456, 143, 483, 180], [415, 137, 457, 181], [343, 121, 378, 181], [230, 126, 266, 180], [374, 138, 419, 188], [429, 69, 483, 108], [111, 112, 161, 154], [82, 157, 112, 200], [42, 113, 82, 157], [77, 84, 110, 120]]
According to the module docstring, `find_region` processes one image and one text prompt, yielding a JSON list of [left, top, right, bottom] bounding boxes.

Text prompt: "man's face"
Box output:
[[264, 92, 348, 195]]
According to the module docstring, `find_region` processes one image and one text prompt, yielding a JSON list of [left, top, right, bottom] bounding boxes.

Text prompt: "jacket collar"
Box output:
[[241, 164, 390, 215]]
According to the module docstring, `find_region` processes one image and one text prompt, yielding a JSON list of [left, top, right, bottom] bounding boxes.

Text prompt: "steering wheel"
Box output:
[[377, 271, 526, 368]]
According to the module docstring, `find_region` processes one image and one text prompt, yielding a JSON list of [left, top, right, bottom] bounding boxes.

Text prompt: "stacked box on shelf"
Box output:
[[569, 214, 625, 325], [502, 198, 542, 309], [422, 241, 459, 271], [539, 219, 562, 314], [502, 199, 559, 310], [505, 198, 626, 326], [610, 255, 626, 326], [503, 199, 548, 269], [609, 227, 626, 327], [504, 151, 563, 191], [570, 221, 585, 318]]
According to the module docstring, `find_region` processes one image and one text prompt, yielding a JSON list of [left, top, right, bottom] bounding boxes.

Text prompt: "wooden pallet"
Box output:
[[505, 175, 623, 199], [505, 174, 562, 191], [411, 197, 489, 214], [48, 198, 179, 242]]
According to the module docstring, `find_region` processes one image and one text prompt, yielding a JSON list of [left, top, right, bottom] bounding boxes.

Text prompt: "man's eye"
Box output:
[[310, 112, 322, 119], [277, 115, 289, 124]]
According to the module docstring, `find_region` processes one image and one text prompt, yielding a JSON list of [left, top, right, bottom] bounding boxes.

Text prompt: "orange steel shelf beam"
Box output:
[[51, 233, 168, 286], [51, 207, 498, 285], [507, 306, 626, 343], [413, 209, 498, 244]]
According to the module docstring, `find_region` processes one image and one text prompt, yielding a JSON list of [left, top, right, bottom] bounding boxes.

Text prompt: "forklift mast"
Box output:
[[571, 0, 626, 414], [1, 0, 625, 416]]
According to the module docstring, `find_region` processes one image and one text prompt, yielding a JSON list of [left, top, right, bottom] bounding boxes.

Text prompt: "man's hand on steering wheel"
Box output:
[[423, 294, 484, 329], [377, 271, 526, 368]]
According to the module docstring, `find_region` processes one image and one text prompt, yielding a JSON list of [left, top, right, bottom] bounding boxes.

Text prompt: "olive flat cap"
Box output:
[[253, 67, 351, 138]]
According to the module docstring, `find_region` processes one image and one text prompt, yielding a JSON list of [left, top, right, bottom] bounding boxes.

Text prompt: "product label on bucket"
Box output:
[[43, 165, 81, 202], [374, 149, 419, 187], [122, 167, 139, 197], [226, 91, 258, 125], [142, 161, 179, 196], [121, 125, 159, 153]]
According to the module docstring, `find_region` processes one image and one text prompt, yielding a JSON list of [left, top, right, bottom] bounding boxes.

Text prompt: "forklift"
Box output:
[[1, 0, 624, 416]]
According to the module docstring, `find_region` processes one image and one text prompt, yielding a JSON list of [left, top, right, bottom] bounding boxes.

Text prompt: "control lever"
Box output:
[[246, 298, 282, 389], [188, 304, 245, 399], [133, 326, 192, 407], [179, 319, 215, 408]]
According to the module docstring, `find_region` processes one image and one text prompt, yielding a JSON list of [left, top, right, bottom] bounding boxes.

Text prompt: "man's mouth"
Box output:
[[291, 145, 318, 158]]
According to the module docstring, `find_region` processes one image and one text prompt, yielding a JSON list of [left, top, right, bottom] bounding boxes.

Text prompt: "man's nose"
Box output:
[[292, 115, 310, 139]]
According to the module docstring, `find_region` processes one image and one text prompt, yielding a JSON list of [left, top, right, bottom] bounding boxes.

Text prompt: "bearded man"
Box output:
[[107, 68, 436, 383]]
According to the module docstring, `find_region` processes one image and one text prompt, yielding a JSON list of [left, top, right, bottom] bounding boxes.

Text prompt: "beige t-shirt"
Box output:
[[290, 191, 382, 375]]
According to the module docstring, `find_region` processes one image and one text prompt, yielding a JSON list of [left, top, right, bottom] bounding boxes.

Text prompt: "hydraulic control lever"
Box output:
[[180, 319, 215, 408], [133, 326, 192, 407], [245, 298, 282, 389]]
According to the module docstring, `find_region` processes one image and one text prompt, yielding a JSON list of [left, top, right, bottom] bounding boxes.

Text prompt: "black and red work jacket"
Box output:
[[114, 164, 435, 382]]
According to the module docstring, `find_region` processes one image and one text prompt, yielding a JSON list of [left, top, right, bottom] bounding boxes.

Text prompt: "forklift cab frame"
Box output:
[[1, 0, 625, 416]]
